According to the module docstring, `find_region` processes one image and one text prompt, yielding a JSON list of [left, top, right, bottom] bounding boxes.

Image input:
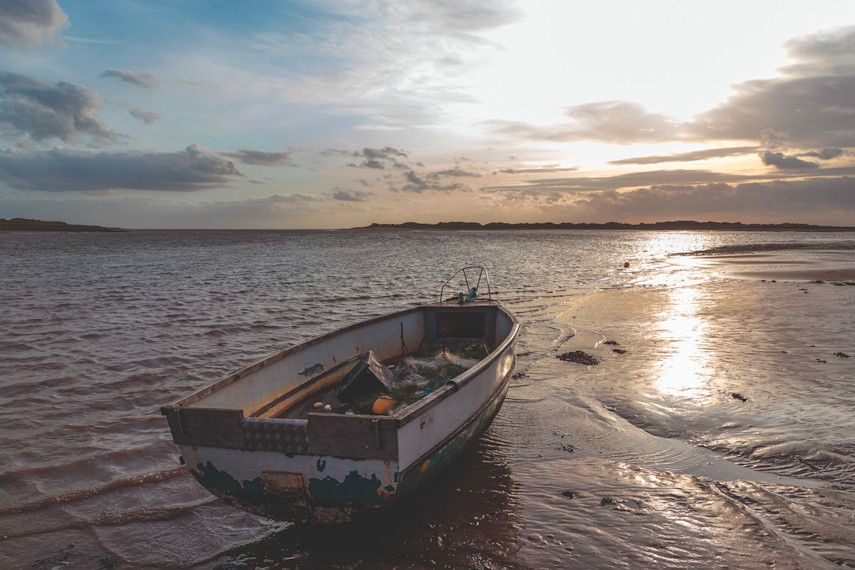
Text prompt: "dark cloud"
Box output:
[[609, 146, 759, 165], [760, 151, 818, 169], [0, 71, 116, 143], [330, 187, 371, 201], [395, 169, 472, 193], [360, 159, 386, 169], [346, 147, 409, 169], [799, 147, 845, 160], [360, 146, 407, 160], [129, 107, 161, 125], [693, 75, 855, 147], [100, 69, 160, 89], [224, 149, 297, 166], [0, 144, 243, 192], [434, 168, 480, 177], [0, 0, 68, 51]]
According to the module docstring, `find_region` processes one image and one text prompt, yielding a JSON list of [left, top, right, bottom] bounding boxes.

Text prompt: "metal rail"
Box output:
[[439, 266, 493, 303]]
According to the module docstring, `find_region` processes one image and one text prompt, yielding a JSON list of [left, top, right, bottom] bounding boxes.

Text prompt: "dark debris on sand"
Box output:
[[557, 350, 599, 365]]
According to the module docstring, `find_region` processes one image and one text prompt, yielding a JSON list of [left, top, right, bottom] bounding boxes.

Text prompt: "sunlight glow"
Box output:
[[654, 285, 711, 400]]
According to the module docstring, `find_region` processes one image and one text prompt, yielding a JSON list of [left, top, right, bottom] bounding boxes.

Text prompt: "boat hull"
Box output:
[[163, 301, 518, 523]]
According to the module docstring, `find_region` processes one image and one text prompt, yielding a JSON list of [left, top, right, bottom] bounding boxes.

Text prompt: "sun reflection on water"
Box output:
[[654, 285, 712, 400]]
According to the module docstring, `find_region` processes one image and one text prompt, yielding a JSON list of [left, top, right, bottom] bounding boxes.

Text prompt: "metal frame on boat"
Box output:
[[161, 267, 519, 523]]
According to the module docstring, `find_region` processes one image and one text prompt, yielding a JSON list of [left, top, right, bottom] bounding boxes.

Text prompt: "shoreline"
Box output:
[[351, 221, 855, 232]]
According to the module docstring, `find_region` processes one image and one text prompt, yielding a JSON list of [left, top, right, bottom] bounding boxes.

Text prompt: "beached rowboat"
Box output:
[[161, 267, 519, 523]]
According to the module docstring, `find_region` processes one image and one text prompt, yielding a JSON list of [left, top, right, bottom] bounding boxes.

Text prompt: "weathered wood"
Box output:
[[307, 414, 398, 459]]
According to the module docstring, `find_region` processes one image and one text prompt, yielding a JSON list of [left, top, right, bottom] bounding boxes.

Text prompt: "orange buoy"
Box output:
[[372, 396, 395, 415], [623, 262, 630, 268]]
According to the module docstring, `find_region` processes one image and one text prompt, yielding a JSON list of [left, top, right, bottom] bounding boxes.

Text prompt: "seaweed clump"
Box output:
[[557, 351, 599, 365]]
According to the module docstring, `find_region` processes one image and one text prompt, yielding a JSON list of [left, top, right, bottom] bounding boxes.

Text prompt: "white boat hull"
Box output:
[[163, 300, 518, 522]]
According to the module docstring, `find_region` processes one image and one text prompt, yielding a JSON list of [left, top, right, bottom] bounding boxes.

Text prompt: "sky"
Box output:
[[1, 0, 855, 229]]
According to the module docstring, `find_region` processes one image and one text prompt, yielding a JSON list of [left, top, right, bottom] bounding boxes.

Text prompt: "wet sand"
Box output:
[[200, 274, 855, 568], [672, 240, 855, 282]]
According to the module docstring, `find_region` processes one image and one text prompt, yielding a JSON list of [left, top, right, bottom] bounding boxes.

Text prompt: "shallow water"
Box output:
[[1, 229, 854, 568]]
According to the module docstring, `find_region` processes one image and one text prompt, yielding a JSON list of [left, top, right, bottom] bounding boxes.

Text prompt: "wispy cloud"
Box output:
[[129, 107, 161, 125], [608, 147, 759, 165], [101, 69, 160, 89], [223, 149, 297, 166]]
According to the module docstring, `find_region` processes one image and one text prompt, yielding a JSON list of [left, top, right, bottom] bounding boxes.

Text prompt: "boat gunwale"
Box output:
[[162, 304, 425, 411], [161, 300, 518, 435]]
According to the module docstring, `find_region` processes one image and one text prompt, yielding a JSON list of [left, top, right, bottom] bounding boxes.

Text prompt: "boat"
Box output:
[[161, 267, 519, 523]]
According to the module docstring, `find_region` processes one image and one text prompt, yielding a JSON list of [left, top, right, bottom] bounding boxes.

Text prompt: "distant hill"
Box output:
[[0, 218, 124, 232], [352, 221, 855, 232]]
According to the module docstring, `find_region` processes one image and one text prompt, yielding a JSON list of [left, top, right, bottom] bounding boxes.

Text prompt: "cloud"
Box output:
[[781, 25, 855, 76], [394, 168, 473, 193], [500, 165, 580, 174], [759, 151, 818, 169], [345, 146, 410, 169], [100, 69, 160, 89], [350, 159, 386, 169], [0, 0, 68, 51], [799, 147, 845, 160], [492, 27, 855, 150], [693, 75, 855, 147], [573, 177, 855, 218], [0, 71, 116, 143], [361, 146, 407, 160], [223, 149, 297, 166], [434, 168, 481, 177], [608, 146, 759, 165], [486, 169, 751, 195], [493, 101, 686, 144], [330, 187, 372, 201], [0, 144, 243, 192], [129, 107, 161, 125]]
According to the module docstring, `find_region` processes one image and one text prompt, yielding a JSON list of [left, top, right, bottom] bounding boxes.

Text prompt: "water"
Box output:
[[1, 229, 854, 568]]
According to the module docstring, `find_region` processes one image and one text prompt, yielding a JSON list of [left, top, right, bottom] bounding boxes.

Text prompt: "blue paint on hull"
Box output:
[[191, 461, 263, 495], [307, 470, 386, 505]]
